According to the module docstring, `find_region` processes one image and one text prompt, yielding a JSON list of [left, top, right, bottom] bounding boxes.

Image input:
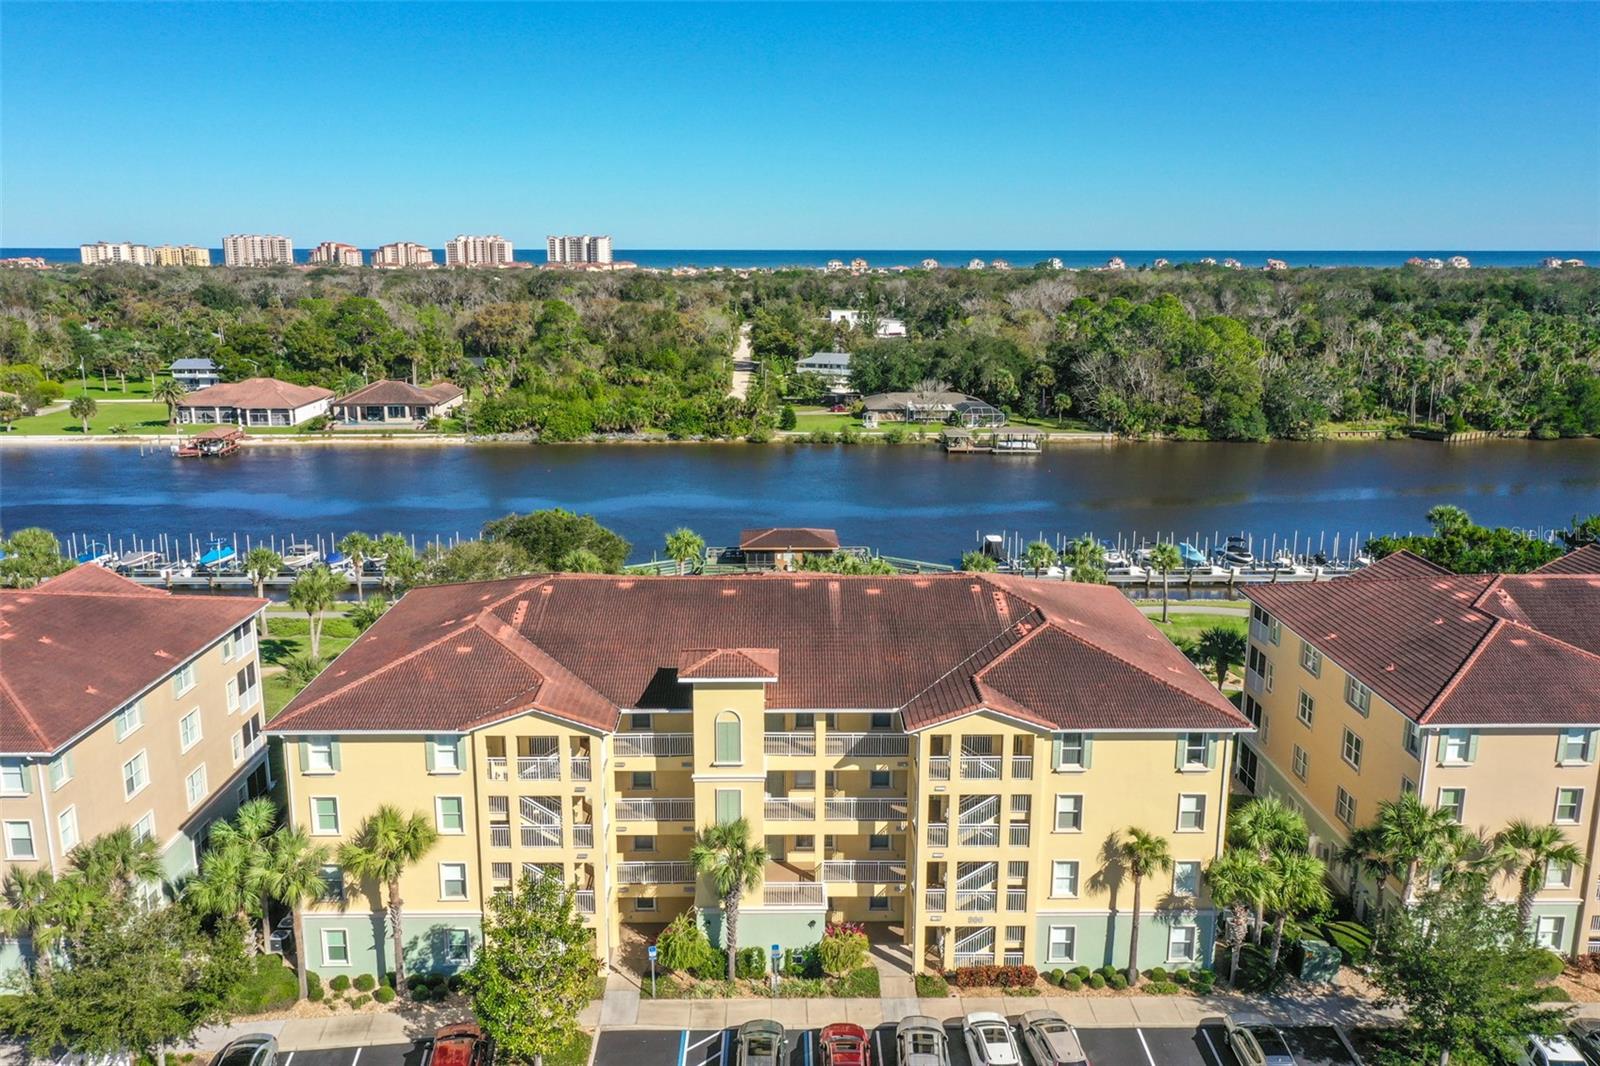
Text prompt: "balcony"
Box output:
[[575, 889, 596, 914], [827, 733, 909, 757], [924, 888, 947, 912], [1010, 756, 1033, 779], [490, 825, 511, 848], [928, 756, 951, 781], [764, 732, 817, 757], [521, 825, 562, 848], [822, 860, 906, 884], [1245, 669, 1264, 697], [572, 823, 594, 849], [955, 950, 995, 966], [572, 757, 592, 782], [518, 755, 562, 781], [1008, 823, 1031, 847], [764, 798, 816, 821], [1006, 888, 1028, 911], [616, 797, 693, 822], [826, 797, 907, 822], [763, 882, 827, 907], [957, 889, 997, 912], [486, 757, 509, 781], [957, 824, 1000, 847], [617, 861, 695, 885], [1250, 618, 1277, 646], [1003, 951, 1025, 967], [927, 823, 949, 848], [960, 755, 1002, 780], [614, 733, 694, 757]]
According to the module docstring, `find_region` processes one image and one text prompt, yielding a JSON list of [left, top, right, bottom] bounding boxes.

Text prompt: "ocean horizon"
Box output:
[[4, 247, 1594, 270]]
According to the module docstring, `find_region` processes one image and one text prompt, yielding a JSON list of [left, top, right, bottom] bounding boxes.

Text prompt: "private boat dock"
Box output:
[[173, 427, 245, 458], [941, 427, 1045, 454]]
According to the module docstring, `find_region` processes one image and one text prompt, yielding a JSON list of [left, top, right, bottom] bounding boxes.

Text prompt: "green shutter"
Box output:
[[298, 741, 310, 773], [1175, 737, 1187, 771], [1051, 735, 1064, 771], [19, 762, 33, 795], [455, 736, 467, 767], [329, 738, 342, 772], [1205, 735, 1219, 770], [1464, 731, 1479, 764], [1081, 735, 1094, 769], [425, 737, 437, 772]]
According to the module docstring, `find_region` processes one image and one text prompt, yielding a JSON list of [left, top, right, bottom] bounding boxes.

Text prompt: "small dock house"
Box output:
[[738, 527, 841, 569]]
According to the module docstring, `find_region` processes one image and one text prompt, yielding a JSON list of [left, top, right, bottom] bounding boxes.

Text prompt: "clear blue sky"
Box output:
[[3, 3, 1597, 249]]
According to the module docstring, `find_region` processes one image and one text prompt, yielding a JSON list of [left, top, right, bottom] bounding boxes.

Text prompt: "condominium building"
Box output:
[[222, 234, 294, 267], [372, 242, 436, 269], [80, 241, 154, 266], [309, 241, 363, 267], [546, 235, 613, 265], [445, 235, 514, 268], [267, 572, 1246, 977], [1238, 546, 1600, 955], [152, 244, 212, 267], [1, 567, 269, 972]]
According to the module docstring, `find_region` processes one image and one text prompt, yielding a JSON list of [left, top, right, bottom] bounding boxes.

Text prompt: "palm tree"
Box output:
[[0, 868, 64, 972], [665, 527, 705, 575], [961, 550, 998, 572], [288, 565, 348, 659], [70, 826, 161, 900], [188, 836, 259, 948], [259, 827, 332, 1000], [1064, 537, 1107, 584], [1370, 793, 1468, 904], [1148, 542, 1183, 623], [68, 395, 97, 434], [1489, 820, 1584, 935], [154, 377, 187, 426], [689, 818, 769, 981], [1266, 851, 1330, 971], [1117, 827, 1173, 984], [220, 798, 281, 950], [1227, 795, 1308, 942], [339, 805, 438, 988], [1205, 850, 1273, 987], [338, 532, 377, 600], [1023, 539, 1059, 578], [1194, 626, 1247, 689], [244, 546, 283, 601]]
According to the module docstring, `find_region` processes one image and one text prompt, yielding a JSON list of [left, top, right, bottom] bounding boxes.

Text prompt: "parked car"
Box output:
[[1223, 1016, 1296, 1066], [896, 1015, 951, 1066], [1018, 1009, 1090, 1066], [1567, 1020, 1600, 1065], [1518, 1035, 1587, 1066], [821, 1022, 872, 1066], [735, 1020, 787, 1066], [212, 1034, 277, 1066], [962, 1011, 1022, 1066], [433, 1022, 494, 1066]]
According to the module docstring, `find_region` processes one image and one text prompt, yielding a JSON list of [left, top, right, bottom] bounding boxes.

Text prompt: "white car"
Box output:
[[962, 1012, 1022, 1066], [1518, 1035, 1587, 1066]]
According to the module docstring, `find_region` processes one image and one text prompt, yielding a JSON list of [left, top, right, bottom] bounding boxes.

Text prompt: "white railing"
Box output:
[[617, 861, 694, 884], [957, 889, 997, 912], [957, 824, 1000, 847], [572, 823, 594, 848], [955, 950, 995, 966], [489, 825, 510, 847], [1250, 619, 1277, 645], [764, 732, 817, 756], [616, 798, 693, 821], [1003, 951, 1025, 967], [928, 756, 951, 780], [1011, 755, 1033, 779], [518, 755, 562, 781], [764, 798, 816, 821], [486, 757, 509, 781], [1245, 670, 1264, 696], [521, 825, 562, 848], [1008, 823, 1031, 847], [822, 860, 906, 883], [763, 882, 826, 907], [571, 757, 591, 782], [927, 823, 949, 847], [614, 733, 694, 757], [924, 888, 947, 911], [961, 755, 1002, 779], [575, 890, 596, 914], [826, 798, 907, 821], [827, 733, 910, 757], [1006, 888, 1028, 911]]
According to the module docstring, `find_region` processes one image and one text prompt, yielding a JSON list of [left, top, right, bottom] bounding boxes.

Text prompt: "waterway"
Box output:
[[3, 440, 1596, 565]]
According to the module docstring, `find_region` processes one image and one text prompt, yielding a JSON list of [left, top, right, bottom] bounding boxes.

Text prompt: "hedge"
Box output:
[[946, 964, 1038, 988]]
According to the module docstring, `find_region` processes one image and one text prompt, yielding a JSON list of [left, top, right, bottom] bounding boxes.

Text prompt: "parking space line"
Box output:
[[688, 1033, 721, 1051], [721, 1029, 731, 1066], [282, 1055, 293, 1066], [873, 1028, 884, 1066], [1200, 1028, 1224, 1066], [678, 1029, 688, 1066], [803, 1029, 812, 1066], [351, 1050, 362, 1066], [1134, 1028, 1157, 1066]]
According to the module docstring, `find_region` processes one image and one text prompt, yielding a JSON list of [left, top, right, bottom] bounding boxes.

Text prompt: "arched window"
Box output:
[[714, 711, 741, 765]]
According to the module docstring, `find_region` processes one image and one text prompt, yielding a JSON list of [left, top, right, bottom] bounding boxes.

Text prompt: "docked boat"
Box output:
[[1218, 535, 1256, 568], [1178, 541, 1207, 567], [75, 542, 114, 566], [196, 540, 238, 572], [282, 543, 322, 571]]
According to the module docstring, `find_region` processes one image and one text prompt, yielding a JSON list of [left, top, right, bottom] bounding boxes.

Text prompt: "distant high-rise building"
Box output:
[[446, 234, 514, 268], [372, 242, 436, 269], [80, 242, 154, 266], [309, 241, 363, 267], [151, 245, 211, 267], [222, 234, 293, 267], [545, 234, 613, 265]]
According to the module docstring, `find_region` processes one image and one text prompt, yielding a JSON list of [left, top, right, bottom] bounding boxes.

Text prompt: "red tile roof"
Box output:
[[270, 573, 1245, 736], [1346, 549, 1452, 582], [1537, 545, 1600, 575], [333, 380, 463, 407], [177, 377, 333, 410], [738, 528, 841, 551], [0, 568, 265, 754]]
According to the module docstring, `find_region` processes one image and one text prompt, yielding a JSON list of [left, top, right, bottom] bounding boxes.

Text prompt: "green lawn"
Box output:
[[261, 614, 360, 719], [1150, 612, 1248, 647], [9, 401, 177, 435], [789, 409, 859, 433], [59, 374, 166, 400]]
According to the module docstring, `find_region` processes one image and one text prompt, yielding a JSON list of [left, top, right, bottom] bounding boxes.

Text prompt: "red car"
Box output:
[[433, 1022, 494, 1066], [820, 1023, 872, 1066]]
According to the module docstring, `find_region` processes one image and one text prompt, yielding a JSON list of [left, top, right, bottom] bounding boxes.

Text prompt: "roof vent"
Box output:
[[992, 591, 1010, 619], [540, 584, 555, 596], [865, 587, 881, 596], [509, 600, 529, 627], [912, 579, 930, 588], [616, 580, 635, 590], [1509, 637, 1529, 646], [792, 580, 811, 588], [721, 588, 738, 596], [455, 644, 473, 654]]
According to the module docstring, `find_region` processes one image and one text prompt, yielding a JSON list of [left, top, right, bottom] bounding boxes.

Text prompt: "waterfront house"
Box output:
[[737, 527, 841, 569], [1237, 547, 1600, 955], [169, 357, 221, 390], [862, 390, 1005, 428], [921, 258, 940, 270], [176, 377, 334, 427], [1, 567, 269, 974], [331, 380, 465, 425], [265, 572, 1248, 977], [795, 352, 853, 387]]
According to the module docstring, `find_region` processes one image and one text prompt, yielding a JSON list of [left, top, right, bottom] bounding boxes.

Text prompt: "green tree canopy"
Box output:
[[484, 508, 631, 573]]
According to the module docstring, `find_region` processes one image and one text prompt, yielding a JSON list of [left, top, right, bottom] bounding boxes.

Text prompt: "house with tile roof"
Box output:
[[266, 571, 1247, 977], [0, 567, 268, 973], [176, 377, 334, 427], [1239, 546, 1600, 955], [331, 380, 464, 425]]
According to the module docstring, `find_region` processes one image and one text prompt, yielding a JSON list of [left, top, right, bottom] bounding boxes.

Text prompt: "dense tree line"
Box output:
[[1, 261, 1596, 440]]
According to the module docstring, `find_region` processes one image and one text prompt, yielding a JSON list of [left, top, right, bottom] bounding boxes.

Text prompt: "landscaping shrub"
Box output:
[[1171, 969, 1191, 985], [1146, 966, 1169, 983], [693, 947, 730, 981], [374, 986, 396, 1004], [736, 947, 768, 980], [656, 910, 716, 974], [1533, 950, 1566, 981], [427, 972, 448, 989], [1540, 985, 1572, 1002], [329, 974, 351, 993], [410, 983, 433, 1002], [1071, 965, 1091, 980], [353, 973, 376, 992], [349, 994, 370, 1008], [785, 944, 822, 979], [1049, 968, 1065, 986], [1061, 974, 1083, 991], [818, 926, 870, 977], [447, 973, 465, 992], [1087, 973, 1106, 989], [830, 967, 880, 997], [946, 964, 1036, 988], [1108, 972, 1129, 990], [227, 955, 298, 1013], [1143, 980, 1181, 995], [1191, 970, 1216, 992], [1098, 965, 1118, 981], [1321, 919, 1376, 966]]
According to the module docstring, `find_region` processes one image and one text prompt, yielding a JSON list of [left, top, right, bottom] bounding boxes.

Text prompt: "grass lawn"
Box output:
[[59, 374, 165, 400], [9, 401, 177, 435], [541, 1031, 593, 1066], [789, 409, 859, 433], [1149, 612, 1248, 647], [261, 614, 360, 719]]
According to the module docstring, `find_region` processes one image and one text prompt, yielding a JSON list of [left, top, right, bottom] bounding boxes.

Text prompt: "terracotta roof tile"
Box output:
[[1346, 550, 1452, 582], [738, 528, 841, 551], [1422, 622, 1600, 726], [177, 377, 332, 410], [1537, 545, 1600, 575], [678, 648, 779, 681], [333, 380, 463, 407]]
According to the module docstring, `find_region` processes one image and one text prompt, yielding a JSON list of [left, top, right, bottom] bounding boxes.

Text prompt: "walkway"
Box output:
[[727, 323, 755, 400]]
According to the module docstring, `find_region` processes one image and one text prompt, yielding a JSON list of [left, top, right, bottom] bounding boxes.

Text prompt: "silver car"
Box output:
[[962, 1012, 1022, 1066], [735, 1020, 786, 1066], [1019, 1010, 1089, 1066], [213, 1035, 277, 1066], [895, 1015, 950, 1066], [1223, 1017, 1295, 1066]]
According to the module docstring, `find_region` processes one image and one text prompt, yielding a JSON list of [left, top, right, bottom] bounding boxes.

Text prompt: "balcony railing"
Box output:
[[613, 733, 694, 757], [575, 890, 596, 914], [518, 755, 562, 781], [616, 797, 693, 822], [1003, 951, 1025, 967], [827, 733, 909, 757], [826, 797, 907, 821], [764, 732, 817, 756], [957, 823, 1000, 847], [572, 823, 594, 849], [521, 825, 562, 848], [928, 756, 951, 781], [924, 888, 947, 912], [955, 950, 995, 966], [1245, 670, 1264, 697], [1250, 619, 1277, 646], [571, 757, 592, 782], [486, 757, 509, 781], [960, 755, 1002, 779], [764, 798, 816, 821], [927, 823, 949, 848], [1010, 756, 1034, 779], [617, 861, 694, 884], [490, 825, 510, 848], [822, 860, 906, 884], [763, 882, 827, 907], [957, 889, 997, 912], [1008, 823, 1031, 847], [1006, 888, 1028, 911]]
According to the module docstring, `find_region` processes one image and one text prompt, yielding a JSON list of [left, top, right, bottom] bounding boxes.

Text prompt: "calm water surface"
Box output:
[[2, 440, 1596, 563]]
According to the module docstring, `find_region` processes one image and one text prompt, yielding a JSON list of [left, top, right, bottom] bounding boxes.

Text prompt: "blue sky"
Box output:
[[3, 3, 1597, 249]]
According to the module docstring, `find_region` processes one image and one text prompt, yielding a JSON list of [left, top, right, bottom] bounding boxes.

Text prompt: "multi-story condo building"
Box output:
[[372, 241, 435, 269], [309, 241, 363, 267], [1, 567, 269, 972], [152, 244, 212, 267], [222, 234, 294, 267], [1238, 546, 1600, 955], [445, 235, 514, 268], [79, 241, 154, 266], [546, 235, 613, 265], [267, 572, 1247, 977]]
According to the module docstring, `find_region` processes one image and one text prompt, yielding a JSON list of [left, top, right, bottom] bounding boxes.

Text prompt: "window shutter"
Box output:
[[1175, 737, 1187, 771], [19, 762, 32, 795], [1588, 730, 1598, 760], [455, 736, 467, 767], [425, 737, 437, 773], [1051, 735, 1064, 771], [298, 741, 310, 774], [1205, 736, 1219, 769], [329, 738, 342, 772], [1081, 735, 1094, 769], [1464, 731, 1479, 764]]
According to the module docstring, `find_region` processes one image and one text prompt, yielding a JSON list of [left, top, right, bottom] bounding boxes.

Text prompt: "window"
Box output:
[[1292, 745, 1309, 781], [869, 833, 891, 851], [633, 835, 656, 852], [172, 662, 197, 698], [58, 807, 79, 852], [870, 712, 893, 730], [1403, 721, 1421, 758], [1546, 861, 1574, 890], [1336, 787, 1357, 827], [114, 700, 145, 740], [825, 771, 839, 790], [1053, 795, 1083, 832], [1177, 794, 1206, 832], [715, 789, 741, 825], [1299, 641, 1322, 678], [179, 709, 202, 752], [714, 711, 742, 764], [439, 862, 468, 900], [48, 754, 72, 790], [630, 771, 655, 791], [1055, 732, 1087, 770], [131, 811, 155, 843], [1342, 729, 1364, 771], [321, 928, 350, 967], [1437, 787, 1466, 823], [869, 769, 892, 790], [123, 751, 150, 798], [1441, 729, 1475, 765], [868, 896, 890, 912], [1047, 925, 1077, 963], [1297, 690, 1315, 727], [794, 834, 815, 850], [1051, 861, 1079, 897], [1560, 729, 1596, 765], [1168, 925, 1198, 962], [4, 821, 36, 860], [1247, 645, 1274, 691], [1344, 676, 1372, 716], [185, 765, 208, 809], [793, 770, 815, 790], [1173, 861, 1201, 897], [1180, 733, 1208, 770], [1535, 915, 1566, 951], [0, 759, 26, 794], [311, 797, 340, 835], [436, 797, 465, 834], [429, 736, 462, 774], [1401, 776, 1416, 796], [319, 864, 344, 901], [634, 897, 658, 912], [1557, 788, 1584, 825], [631, 713, 652, 731], [793, 713, 815, 728], [305, 737, 337, 774], [447, 928, 473, 963]]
